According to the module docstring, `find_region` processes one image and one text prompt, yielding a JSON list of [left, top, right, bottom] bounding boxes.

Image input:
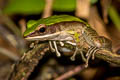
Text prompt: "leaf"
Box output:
[[53, 0, 76, 12], [3, 0, 45, 15], [108, 5, 120, 30], [3, 0, 77, 15], [90, 0, 98, 4]]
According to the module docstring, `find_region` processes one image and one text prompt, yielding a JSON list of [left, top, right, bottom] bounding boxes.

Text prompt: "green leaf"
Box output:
[[53, 0, 76, 12], [108, 5, 120, 30], [3, 0, 77, 15], [3, 0, 45, 15]]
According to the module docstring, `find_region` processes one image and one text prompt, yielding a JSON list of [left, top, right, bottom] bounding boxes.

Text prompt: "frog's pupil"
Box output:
[[39, 27, 45, 32]]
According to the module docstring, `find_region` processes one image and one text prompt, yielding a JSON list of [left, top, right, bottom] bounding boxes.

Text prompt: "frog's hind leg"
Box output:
[[70, 47, 78, 61], [80, 50, 87, 62], [65, 41, 78, 61], [85, 47, 99, 67], [91, 48, 99, 60]]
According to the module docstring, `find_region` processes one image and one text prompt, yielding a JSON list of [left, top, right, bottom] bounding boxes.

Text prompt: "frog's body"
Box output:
[[24, 15, 112, 67]]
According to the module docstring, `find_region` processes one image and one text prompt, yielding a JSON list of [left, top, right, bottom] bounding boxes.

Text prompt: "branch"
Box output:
[[8, 43, 49, 80], [8, 41, 120, 80], [55, 65, 85, 80], [95, 50, 120, 65], [58, 43, 120, 66]]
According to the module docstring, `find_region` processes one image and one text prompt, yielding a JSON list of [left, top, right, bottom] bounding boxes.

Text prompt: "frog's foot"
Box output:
[[53, 41, 61, 57], [49, 41, 55, 52], [85, 47, 99, 67], [70, 48, 87, 62]]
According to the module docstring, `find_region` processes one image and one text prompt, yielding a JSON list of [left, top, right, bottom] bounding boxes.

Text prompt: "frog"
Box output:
[[24, 15, 112, 67]]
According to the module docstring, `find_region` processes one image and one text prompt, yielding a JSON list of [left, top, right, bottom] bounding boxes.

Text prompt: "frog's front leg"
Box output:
[[65, 41, 78, 61], [49, 41, 65, 57], [70, 47, 79, 61], [49, 41, 55, 52], [65, 37, 86, 62], [53, 41, 61, 57]]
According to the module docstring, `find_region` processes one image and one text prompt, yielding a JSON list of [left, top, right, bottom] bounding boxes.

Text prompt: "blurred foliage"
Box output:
[[53, 0, 76, 12], [90, 0, 98, 4], [3, 0, 76, 15], [3, 0, 99, 14], [3, 0, 45, 15], [108, 5, 120, 30]]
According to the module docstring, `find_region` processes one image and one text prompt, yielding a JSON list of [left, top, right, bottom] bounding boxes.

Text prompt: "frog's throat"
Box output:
[[25, 31, 73, 41]]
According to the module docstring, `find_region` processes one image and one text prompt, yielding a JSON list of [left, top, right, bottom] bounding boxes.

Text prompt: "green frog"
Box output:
[[24, 15, 112, 67]]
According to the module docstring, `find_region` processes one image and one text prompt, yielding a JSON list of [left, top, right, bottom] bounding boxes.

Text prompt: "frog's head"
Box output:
[[24, 23, 61, 41], [24, 23, 73, 41], [23, 15, 86, 41]]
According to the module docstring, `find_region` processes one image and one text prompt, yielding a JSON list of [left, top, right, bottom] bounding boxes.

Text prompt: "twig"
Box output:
[[42, 0, 53, 18], [8, 41, 120, 80], [19, 19, 26, 35], [55, 65, 85, 80], [8, 43, 49, 80], [0, 47, 19, 61], [80, 43, 120, 66], [95, 50, 120, 65], [75, 0, 90, 18], [58, 42, 120, 66], [100, 0, 111, 23], [88, 6, 111, 39], [0, 10, 21, 36]]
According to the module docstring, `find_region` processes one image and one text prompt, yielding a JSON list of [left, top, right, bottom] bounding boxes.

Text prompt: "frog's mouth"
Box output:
[[25, 31, 74, 41]]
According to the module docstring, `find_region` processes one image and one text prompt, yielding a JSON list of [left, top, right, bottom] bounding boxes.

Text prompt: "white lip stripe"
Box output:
[[25, 32, 62, 41]]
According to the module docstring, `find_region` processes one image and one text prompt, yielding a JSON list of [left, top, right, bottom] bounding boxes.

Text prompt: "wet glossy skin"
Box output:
[[25, 21, 112, 51], [24, 15, 112, 67]]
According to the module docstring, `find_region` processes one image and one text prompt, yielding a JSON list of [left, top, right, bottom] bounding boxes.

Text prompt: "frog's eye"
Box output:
[[39, 27, 46, 33]]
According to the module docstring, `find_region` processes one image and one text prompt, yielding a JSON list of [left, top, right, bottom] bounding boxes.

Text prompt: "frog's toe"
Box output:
[[91, 48, 99, 60]]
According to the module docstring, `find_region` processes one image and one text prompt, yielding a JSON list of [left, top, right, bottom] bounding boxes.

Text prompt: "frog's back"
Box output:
[[24, 15, 89, 37], [36, 15, 88, 26], [48, 21, 86, 31]]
